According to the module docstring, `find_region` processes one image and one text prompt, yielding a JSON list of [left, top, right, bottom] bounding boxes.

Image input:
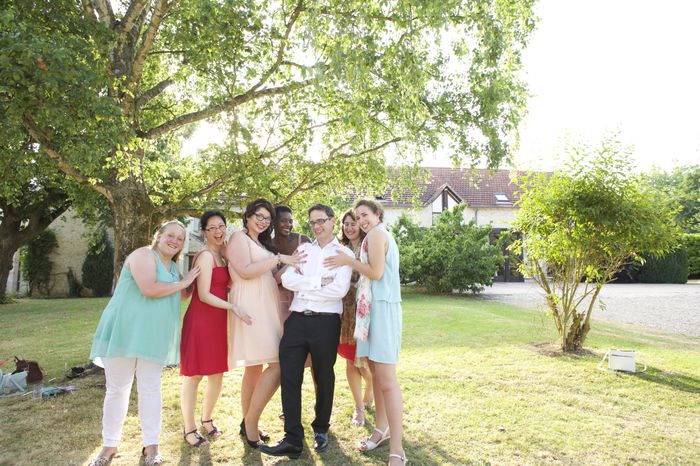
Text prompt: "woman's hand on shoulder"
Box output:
[[181, 266, 201, 288]]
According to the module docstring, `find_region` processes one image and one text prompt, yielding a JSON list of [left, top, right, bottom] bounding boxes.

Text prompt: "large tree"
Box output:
[[511, 138, 679, 351], [0, 129, 70, 301], [1, 0, 536, 275]]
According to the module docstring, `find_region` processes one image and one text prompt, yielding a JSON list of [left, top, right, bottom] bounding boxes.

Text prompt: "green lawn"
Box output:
[[1, 289, 698, 465]]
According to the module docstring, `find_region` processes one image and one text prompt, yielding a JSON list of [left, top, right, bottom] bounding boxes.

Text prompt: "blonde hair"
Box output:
[[151, 219, 187, 264]]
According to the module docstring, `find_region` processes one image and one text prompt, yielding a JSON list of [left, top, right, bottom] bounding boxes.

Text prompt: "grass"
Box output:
[[1, 288, 699, 465]]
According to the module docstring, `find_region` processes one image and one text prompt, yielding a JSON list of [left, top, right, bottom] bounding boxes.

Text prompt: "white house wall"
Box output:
[[382, 205, 518, 229]]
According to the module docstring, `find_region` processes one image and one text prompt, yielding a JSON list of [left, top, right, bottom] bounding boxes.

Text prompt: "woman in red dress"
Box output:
[[337, 209, 374, 426], [179, 210, 250, 446]]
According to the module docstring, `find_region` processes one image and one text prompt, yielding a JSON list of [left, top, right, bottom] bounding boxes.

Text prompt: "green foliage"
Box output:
[[636, 249, 688, 284], [390, 213, 426, 284], [81, 229, 114, 297], [643, 165, 700, 233], [20, 229, 58, 296], [682, 233, 700, 278], [1, 0, 537, 274], [66, 267, 82, 297], [393, 205, 504, 293], [511, 137, 680, 351]]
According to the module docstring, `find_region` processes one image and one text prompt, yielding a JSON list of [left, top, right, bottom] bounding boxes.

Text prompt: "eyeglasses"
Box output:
[[205, 225, 227, 232], [253, 213, 272, 224], [308, 218, 330, 227]]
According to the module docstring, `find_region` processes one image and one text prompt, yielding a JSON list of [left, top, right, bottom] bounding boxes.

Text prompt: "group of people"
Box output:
[[87, 198, 406, 466]]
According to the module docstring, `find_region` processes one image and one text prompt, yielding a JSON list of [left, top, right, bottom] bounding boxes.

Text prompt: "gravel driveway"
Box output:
[[478, 281, 700, 338]]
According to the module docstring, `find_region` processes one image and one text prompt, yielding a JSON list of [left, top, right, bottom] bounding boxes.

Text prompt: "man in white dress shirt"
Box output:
[[260, 204, 354, 459]]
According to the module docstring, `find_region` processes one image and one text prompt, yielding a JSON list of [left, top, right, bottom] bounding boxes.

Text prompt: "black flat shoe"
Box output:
[[239, 419, 270, 442], [314, 432, 329, 452], [259, 439, 303, 459]]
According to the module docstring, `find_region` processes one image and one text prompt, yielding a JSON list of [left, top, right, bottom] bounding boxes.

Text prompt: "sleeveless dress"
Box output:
[[90, 250, 181, 366], [229, 233, 282, 368], [338, 242, 362, 361], [180, 250, 231, 376], [355, 226, 402, 364]]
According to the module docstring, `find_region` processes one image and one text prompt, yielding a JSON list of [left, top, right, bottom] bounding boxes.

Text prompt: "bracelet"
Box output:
[[276, 253, 282, 268]]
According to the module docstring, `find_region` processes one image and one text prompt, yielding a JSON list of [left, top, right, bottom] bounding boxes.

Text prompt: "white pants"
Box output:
[[101, 357, 163, 448]]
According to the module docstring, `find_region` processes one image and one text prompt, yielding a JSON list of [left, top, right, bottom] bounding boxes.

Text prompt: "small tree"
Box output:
[[511, 138, 679, 351], [82, 229, 114, 297], [20, 229, 58, 296], [390, 213, 425, 284], [416, 204, 504, 294]]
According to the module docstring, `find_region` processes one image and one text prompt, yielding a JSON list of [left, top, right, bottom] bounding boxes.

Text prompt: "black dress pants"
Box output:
[[279, 312, 341, 446]]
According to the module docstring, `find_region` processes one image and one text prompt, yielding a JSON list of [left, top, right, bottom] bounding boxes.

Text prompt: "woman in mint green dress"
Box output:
[[324, 199, 406, 466], [88, 220, 200, 466]]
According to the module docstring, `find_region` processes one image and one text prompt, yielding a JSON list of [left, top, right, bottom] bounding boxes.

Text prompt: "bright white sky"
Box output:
[[184, 0, 700, 173], [501, 0, 700, 172]]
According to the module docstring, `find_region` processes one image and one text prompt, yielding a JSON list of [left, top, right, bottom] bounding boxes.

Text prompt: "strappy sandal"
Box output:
[[239, 419, 270, 442], [142, 446, 166, 465], [388, 452, 408, 465], [359, 425, 390, 452], [183, 428, 209, 447], [352, 406, 365, 426], [200, 419, 222, 438]]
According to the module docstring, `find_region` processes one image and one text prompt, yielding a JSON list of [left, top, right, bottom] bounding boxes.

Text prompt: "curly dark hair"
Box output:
[[243, 198, 275, 252], [200, 210, 226, 230]]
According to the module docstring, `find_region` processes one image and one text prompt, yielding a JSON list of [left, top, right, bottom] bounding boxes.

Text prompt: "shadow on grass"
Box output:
[[632, 366, 700, 394]]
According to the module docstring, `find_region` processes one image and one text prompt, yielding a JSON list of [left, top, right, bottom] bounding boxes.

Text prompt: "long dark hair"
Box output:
[[242, 198, 275, 252]]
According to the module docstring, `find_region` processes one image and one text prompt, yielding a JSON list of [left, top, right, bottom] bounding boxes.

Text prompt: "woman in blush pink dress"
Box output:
[[225, 198, 302, 448]]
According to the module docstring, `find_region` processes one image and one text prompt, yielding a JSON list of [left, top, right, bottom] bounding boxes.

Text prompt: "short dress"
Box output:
[[90, 250, 181, 367], [180, 250, 231, 376], [355, 226, 402, 365], [338, 242, 362, 361], [229, 233, 282, 368]]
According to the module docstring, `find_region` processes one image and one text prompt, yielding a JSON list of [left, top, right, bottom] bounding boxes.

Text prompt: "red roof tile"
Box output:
[[375, 167, 530, 208]]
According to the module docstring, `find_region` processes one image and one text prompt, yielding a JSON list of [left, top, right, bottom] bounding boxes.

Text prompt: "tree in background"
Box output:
[[0, 120, 71, 302], [511, 138, 679, 352], [1, 0, 536, 279], [390, 213, 425, 284], [391, 206, 504, 293], [82, 228, 114, 297], [20, 229, 58, 296]]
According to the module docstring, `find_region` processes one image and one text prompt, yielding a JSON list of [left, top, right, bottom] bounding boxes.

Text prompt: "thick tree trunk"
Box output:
[[108, 180, 160, 283], [0, 244, 16, 302], [0, 197, 69, 302]]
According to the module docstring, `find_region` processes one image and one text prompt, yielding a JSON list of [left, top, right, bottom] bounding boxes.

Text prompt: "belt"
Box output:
[[301, 310, 337, 316]]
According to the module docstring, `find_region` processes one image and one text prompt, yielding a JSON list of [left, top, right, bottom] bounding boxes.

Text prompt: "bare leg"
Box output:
[[346, 359, 365, 425], [244, 363, 281, 441], [372, 362, 403, 463], [181, 375, 203, 436], [360, 365, 374, 408], [241, 365, 262, 418], [201, 373, 224, 432]]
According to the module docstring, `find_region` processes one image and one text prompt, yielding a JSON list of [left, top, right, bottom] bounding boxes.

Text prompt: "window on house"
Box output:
[[494, 193, 509, 203]]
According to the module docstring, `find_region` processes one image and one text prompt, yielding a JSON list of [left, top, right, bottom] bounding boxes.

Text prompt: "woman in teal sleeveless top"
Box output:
[[88, 221, 200, 466], [324, 199, 407, 466]]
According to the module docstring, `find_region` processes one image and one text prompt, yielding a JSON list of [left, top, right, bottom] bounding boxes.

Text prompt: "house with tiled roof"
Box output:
[[373, 167, 529, 281]]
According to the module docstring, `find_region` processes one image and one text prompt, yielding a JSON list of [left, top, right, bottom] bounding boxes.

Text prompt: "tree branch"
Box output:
[[22, 115, 112, 201], [136, 77, 175, 108], [249, 0, 305, 94], [117, 0, 150, 46], [129, 0, 170, 90], [140, 79, 314, 139], [92, 0, 115, 27], [81, 0, 98, 25]]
